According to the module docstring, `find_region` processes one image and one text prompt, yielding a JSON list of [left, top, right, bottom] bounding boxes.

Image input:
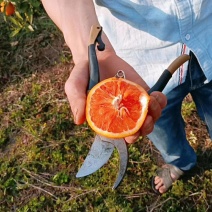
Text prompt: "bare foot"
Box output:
[[154, 171, 177, 193], [152, 164, 183, 194]]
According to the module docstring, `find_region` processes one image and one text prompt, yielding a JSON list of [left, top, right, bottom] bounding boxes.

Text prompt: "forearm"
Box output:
[[41, 0, 113, 63]]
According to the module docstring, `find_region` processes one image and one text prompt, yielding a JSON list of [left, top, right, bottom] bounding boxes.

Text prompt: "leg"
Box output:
[[184, 51, 212, 138], [148, 83, 197, 194], [148, 53, 198, 194], [191, 81, 212, 138], [190, 84, 212, 139], [148, 52, 210, 194], [148, 83, 197, 171]]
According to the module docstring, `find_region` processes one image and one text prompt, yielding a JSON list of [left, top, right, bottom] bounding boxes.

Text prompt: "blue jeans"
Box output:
[[148, 52, 212, 171]]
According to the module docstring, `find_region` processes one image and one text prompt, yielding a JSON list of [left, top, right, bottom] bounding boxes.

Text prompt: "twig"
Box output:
[[147, 197, 174, 212], [24, 182, 58, 200], [122, 192, 148, 199], [22, 168, 79, 191], [66, 189, 98, 201]]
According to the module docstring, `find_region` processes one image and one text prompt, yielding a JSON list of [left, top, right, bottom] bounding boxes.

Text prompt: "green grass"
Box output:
[[0, 12, 212, 212]]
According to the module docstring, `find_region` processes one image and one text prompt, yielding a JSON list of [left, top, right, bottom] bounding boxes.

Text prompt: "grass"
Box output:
[[0, 12, 212, 212]]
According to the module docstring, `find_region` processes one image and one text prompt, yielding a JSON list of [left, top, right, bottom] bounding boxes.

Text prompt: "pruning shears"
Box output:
[[76, 25, 190, 189]]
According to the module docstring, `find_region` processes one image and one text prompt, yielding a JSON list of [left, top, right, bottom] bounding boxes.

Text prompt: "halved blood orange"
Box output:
[[86, 77, 150, 138]]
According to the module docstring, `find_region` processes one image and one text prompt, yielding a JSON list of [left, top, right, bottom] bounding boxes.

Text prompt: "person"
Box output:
[[41, 0, 212, 194]]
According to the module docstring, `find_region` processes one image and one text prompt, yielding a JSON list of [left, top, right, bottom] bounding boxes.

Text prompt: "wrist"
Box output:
[[65, 30, 115, 64]]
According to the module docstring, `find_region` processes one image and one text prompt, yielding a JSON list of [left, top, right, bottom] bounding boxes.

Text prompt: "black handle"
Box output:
[[88, 44, 100, 90], [87, 25, 105, 91], [147, 54, 190, 95], [147, 69, 172, 95]]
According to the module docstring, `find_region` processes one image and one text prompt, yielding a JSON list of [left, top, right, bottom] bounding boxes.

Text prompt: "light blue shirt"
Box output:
[[94, 0, 212, 94]]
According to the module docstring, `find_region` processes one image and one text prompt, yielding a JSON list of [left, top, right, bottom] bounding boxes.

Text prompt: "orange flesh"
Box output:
[[86, 78, 150, 138]]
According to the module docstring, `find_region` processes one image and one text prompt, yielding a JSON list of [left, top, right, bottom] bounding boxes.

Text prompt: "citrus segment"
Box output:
[[86, 77, 150, 138]]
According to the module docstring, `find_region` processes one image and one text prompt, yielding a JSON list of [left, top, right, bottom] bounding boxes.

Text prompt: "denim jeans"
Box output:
[[148, 52, 212, 171]]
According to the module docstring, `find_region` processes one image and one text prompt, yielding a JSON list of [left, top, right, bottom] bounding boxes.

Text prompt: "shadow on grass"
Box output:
[[0, 14, 71, 92]]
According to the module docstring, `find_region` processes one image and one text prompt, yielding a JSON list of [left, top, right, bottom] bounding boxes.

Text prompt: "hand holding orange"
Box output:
[[64, 53, 166, 143]]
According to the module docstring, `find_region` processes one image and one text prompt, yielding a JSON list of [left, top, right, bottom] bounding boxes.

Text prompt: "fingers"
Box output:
[[125, 131, 140, 144], [125, 115, 154, 144], [150, 91, 167, 109], [125, 91, 167, 144], [139, 115, 155, 135], [64, 62, 89, 125], [148, 91, 167, 122]]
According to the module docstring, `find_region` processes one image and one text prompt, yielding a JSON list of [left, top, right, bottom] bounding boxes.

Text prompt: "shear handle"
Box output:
[[88, 25, 105, 90], [148, 54, 190, 94]]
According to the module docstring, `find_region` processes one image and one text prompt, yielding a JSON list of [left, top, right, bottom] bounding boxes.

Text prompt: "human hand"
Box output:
[[65, 50, 167, 143], [65, 60, 89, 125]]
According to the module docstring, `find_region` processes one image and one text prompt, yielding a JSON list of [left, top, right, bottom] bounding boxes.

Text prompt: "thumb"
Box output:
[[65, 63, 89, 125]]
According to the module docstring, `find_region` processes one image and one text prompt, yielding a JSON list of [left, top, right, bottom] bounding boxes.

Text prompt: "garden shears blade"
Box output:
[[76, 135, 115, 178], [76, 135, 128, 189]]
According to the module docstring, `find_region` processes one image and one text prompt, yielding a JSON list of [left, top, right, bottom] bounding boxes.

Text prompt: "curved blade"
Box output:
[[76, 135, 115, 178], [102, 137, 128, 189]]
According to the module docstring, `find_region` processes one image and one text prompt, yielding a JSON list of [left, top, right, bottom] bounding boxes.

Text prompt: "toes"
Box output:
[[154, 176, 168, 194], [154, 178, 164, 190], [158, 186, 167, 194], [154, 176, 161, 182]]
